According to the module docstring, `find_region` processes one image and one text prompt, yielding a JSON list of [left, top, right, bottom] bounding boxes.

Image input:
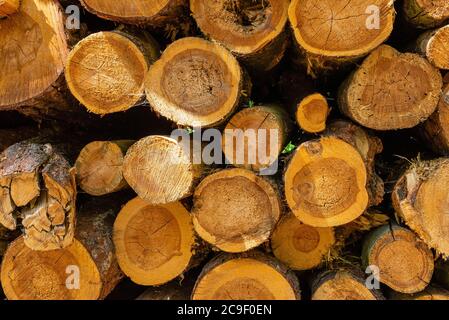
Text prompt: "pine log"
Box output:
[[392, 158, 449, 257], [65, 30, 160, 115], [113, 197, 204, 286], [123, 135, 204, 204], [403, 0, 449, 29], [338, 45, 443, 130], [145, 37, 251, 128], [296, 93, 330, 133], [362, 224, 434, 294], [190, 0, 289, 73], [271, 213, 335, 271], [222, 104, 292, 173], [1, 195, 127, 300], [192, 251, 301, 300], [0, 0, 19, 16], [388, 286, 449, 300], [414, 25, 449, 70], [192, 168, 281, 252], [75, 140, 134, 196], [288, 0, 395, 77]]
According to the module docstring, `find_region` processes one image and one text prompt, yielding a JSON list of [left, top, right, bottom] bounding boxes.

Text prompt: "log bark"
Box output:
[[145, 37, 251, 128], [192, 168, 281, 253], [75, 140, 134, 196], [288, 0, 395, 77], [192, 251, 301, 300], [414, 25, 449, 70], [338, 45, 443, 130], [190, 0, 290, 73], [65, 30, 160, 115], [362, 224, 434, 294], [403, 0, 449, 29], [0, 0, 19, 16]]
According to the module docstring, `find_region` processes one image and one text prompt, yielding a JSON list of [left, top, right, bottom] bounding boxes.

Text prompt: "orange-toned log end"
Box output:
[[146, 37, 250, 127], [192, 252, 301, 300], [190, 0, 289, 72], [192, 168, 281, 252], [389, 286, 449, 300], [222, 104, 291, 173], [113, 197, 196, 286], [284, 137, 369, 227], [416, 25, 449, 70], [312, 270, 384, 300], [0, 0, 19, 17], [65, 31, 158, 115], [75, 140, 134, 196], [296, 93, 329, 133], [362, 225, 434, 294], [339, 45, 443, 130], [271, 214, 335, 271], [403, 0, 449, 29], [288, 0, 395, 76], [123, 136, 203, 204], [392, 158, 449, 257], [1, 237, 102, 300]]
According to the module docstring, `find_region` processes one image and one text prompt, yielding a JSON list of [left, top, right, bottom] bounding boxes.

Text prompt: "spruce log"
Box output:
[[296, 93, 330, 133], [403, 0, 449, 29], [414, 25, 449, 70], [192, 168, 281, 252], [192, 252, 301, 300], [65, 30, 160, 115], [190, 0, 289, 72], [113, 197, 203, 286], [338, 45, 443, 130], [362, 224, 434, 294], [288, 0, 395, 77], [392, 158, 449, 257], [0, 0, 19, 16], [222, 104, 292, 173], [75, 140, 134, 196], [145, 37, 251, 127]]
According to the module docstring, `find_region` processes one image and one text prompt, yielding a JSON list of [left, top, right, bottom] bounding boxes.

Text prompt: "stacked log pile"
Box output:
[[0, 0, 449, 301]]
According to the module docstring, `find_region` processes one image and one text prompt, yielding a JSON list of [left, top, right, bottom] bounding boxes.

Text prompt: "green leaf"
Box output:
[[247, 100, 255, 108], [282, 141, 296, 154]]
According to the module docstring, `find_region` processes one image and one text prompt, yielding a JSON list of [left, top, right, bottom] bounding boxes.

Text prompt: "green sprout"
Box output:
[[282, 141, 296, 154]]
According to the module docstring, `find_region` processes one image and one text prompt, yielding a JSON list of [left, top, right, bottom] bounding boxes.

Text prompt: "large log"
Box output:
[[403, 0, 449, 29]]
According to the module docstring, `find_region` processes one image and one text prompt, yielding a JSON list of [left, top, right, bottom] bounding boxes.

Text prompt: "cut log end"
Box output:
[[192, 169, 281, 252], [146, 37, 249, 127], [271, 214, 335, 271], [339, 45, 443, 130], [296, 93, 329, 133], [113, 197, 195, 286], [362, 225, 434, 294], [75, 140, 133, 196], [418, 25, 449, 70], [123, 136, 201, 204], [284, 137, 368, 227], [0, 0, 20, 17], [403, 0, 449, 28]]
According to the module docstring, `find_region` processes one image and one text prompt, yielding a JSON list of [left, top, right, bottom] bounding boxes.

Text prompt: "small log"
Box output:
[[296, 93, 330, 133], [414, 25, 449, 70], [75, 140, 134, 196], [288, 0, 395, 77], [403, 0, 449, 29], [339, 45, 443, 130], [271, 213, 335, 271], [0, 0, 19, 16], [389, 286, 449, 300], [65, 30, 160, 115], [190, 0, 290, 72], [362, 224, 434, 294], [222, 104, 292, 173], [392, 158, 449, 257], [123, 135, 204, 204], [192, 168, 281, 252], [145, 37, 251, 127], [113, 197, 203, 286], [192, 251, 301, 300]]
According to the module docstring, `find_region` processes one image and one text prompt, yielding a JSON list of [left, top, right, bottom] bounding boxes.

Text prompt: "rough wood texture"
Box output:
[[414, 25, 449, 70], [403, 0, 449, 29]]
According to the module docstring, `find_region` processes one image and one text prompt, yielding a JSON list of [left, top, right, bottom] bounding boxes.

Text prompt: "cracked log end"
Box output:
[[0, 0, 19, 17], [284, 137, 368, 227], [192, 252, 301, 300], [66, 31, 159, 115], [271, 214, 335, 271], [312, 269, 384, 300], [0, 142, 76, 251], [339, 45, 443, 130], [288, 0, 395, 76], [190, 0, 289, 72], [146, 37, 250, 127], [113, 197, 196, 286], [75, 140, 134, 196], [362, 224, 434, 294], [123, 136, 203, 204], [222, 104, 291, 172], [403, 0, 449, 29], [392, 158, 449, 257], [296, 93, 330, 133], [192, 168, 281, 253]]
